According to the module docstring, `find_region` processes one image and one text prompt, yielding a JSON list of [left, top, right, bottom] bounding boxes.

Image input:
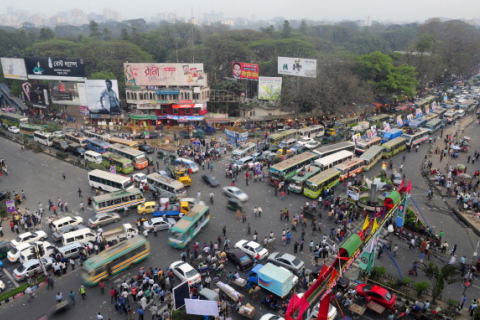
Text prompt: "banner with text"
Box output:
[[25, 57, 86, 81], [1, 57, 28, 80], [258, 76, 282, 100], [232, 62, 259, 80], [277, 57, 317, 78], [124, 63, 205, 87]]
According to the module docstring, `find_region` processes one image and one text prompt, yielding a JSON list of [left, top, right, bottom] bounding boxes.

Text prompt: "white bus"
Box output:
[[354, 136, 382, 155], [334, 158, 365, 181], [146, 173, 187, 199], [423, 119, 443, 134], [313, 141, 355, 158], [33, 131, 54, 146], [401, 128, 429, 150], [108, 143, 148, 170], [82, 130, 111, 141], [298, 125, 325, 139], [88, 169, 134, 192], [231, 142, 257, 160], [314, 150, 354, 172]]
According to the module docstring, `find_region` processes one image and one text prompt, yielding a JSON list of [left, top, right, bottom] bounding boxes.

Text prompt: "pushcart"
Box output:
[[232, 277, 247, 288], [215, 281, 244, 302], [50, 300, 70, 315], [238, 304, 255, 318]]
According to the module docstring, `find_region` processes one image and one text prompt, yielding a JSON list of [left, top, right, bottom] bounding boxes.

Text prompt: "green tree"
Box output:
[[89, 20, 101, 39], [89, 71, 116, 79], [281, 20, 292, 38], [39, 28, 55, 41], [299, 20, 308, 35], [103, 27, 112, 41], [30, 39, 79, 57], [420, 263, 462, 304]]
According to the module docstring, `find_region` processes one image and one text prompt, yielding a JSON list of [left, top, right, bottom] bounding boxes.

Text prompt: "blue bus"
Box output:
[[408, 117, 428, 129], [86, 138, 111, 154]]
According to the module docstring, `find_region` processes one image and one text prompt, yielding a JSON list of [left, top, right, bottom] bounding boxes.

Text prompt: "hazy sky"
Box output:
[[3, 0, 480, 22]]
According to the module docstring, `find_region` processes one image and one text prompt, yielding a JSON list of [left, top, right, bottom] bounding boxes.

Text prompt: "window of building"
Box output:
[[193, 108, 199, 115], [161, 105, 168, 113], [173, 108, 179, 114], [184, 108, 191, 114], [193, 93, 199, 100]]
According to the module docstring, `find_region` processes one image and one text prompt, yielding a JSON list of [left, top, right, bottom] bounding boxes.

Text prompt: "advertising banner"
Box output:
[[85, 79, 121, 115], [25, 57, 86, 81], [124, 63, 205, 87], [6, 200, 16, 213], [231, 62, 259, 80], [277, 57, 317, 78], [49, 81, 82, 105], [22, 82, 49, 105], [258, 76, 282, 100], [1, 58, 28, 80]]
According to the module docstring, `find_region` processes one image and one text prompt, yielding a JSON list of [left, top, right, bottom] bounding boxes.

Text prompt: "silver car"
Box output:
[[223, 186, 249, 202], [88, 212, 121, 228], [13, 257, 54, 281], [143, 217, 176, 232], [267, 252, 305, 274]]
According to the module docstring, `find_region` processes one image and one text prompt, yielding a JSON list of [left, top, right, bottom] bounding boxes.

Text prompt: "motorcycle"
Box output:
[[261, 296, 285, 311]]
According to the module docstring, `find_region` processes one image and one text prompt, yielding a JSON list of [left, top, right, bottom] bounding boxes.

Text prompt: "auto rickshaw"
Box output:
[[227, 198, 243, 211]]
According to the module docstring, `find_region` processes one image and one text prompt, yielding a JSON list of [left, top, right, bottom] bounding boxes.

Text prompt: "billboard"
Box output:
[[277, 57, 317, 78], [232, 62, 259, 80], [22, 82, 49, 106], [49, 81, 83, 105], [124, 63, 205, 87], [85, 79, 121, 115], [24, 57, 86, 81], [1, 58, 28, 80], [258, 76, 282, 100]]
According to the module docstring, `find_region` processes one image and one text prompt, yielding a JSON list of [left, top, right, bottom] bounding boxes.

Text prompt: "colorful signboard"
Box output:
[[231, 62, 259, 80], [258, 76, 282, 100], [0, 58, 28, 80], [22, 82, 49, 106], [24, 57, 86, 81], [277, 57, 317, 78], [85, 79, 121, 115], [124, 63, 205, 87], [49, 81, 83, 105]]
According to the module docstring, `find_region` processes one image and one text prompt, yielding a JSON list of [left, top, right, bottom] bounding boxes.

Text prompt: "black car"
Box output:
[[227, 249, 254, 271], [139, 144, 155, 154], [0, 191, 9, 201], [202, 174, 220, 187]]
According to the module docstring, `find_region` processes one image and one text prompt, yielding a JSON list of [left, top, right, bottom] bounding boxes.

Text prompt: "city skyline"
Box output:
[[2, 0, 480, 24]]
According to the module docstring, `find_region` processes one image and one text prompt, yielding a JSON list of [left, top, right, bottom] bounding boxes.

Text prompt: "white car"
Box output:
[[304, 141, 320, 149], [133, 173, 147, 183], [296, 292, 338, 320], [8, 126, 20, 134], [11, 231, 48, 247], [260, 314, 285, 320], [143, 217, 176, 232], [169, 261, 202, 285], [223, 186, 249, 202], [297, 137, 314, 146], [7, 242, 34, 263], [53, 131, 65, 138], [235, 240, 269, 260]]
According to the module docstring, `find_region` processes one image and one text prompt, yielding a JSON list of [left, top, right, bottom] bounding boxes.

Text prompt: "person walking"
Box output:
[[78, 188, 82, 197], [242, 212, 247, 223], [137, 307, 145, 320], [79, 285, 86, 300], [62, 171, 66, 180], [80, 202, 85, 212], [410, 261, 418, 276], [247, 223, 251, 235], [69, 290, 75, 305], [222, 225, 227, 237], [55, 292, 63, 303]]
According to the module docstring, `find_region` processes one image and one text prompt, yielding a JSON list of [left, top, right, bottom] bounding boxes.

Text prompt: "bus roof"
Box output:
[[382, 137, 407, 148], [360, 145, 383, 160], [88, 138, 109, 145], [270, 152, 317, 171], [307, 168, 340, 185], [313, 141, 355, 156], [315, 150, 353, 166], [83, 236, 147, 269], [425, 119, 442, 126], [269, 129, 298, 139], [0, 112, 28, 120], [109, 143, 145, 156], [401, 128, 429, 137], [290, 165, 321, 182], [102, 152, 131, 163], [368, 114, 390, 121], [65, 132, 87, 140], [147, 173, 184, 189], [334, 158, 364, 170], [108, 137, 137, 144], [93, 188, 143, 203], [336, 116, 359, 124], [171, 204, 209, 231]]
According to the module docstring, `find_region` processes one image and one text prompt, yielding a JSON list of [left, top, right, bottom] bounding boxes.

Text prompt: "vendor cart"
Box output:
[[237, 304, 255, 318], [215, 281, 244, 302], [349, 303, 366, 318], [232, 277, 247, 288], [50, 300, 71, 315], [366, 300, 386, 314]]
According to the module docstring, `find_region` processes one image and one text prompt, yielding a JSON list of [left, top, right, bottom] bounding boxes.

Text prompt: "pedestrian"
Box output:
[[52, 205, 58, 215], [393, 244, 398, 257], [242, 212, 247, 223], [96, 312, 104, 320], [408, 238, 415, 249], [258, 207, 262, 218], [138, 307, 145, 320], [64, 202, 69, 212], [80, 202, 85, 212], [461, 294, 467, 309], [294, 242, 299, 253], [99, 280, 105, 294], [69, 290, 75, 305], [410, 261, 418, 276], [78, 188, 82, 197], [79, 285, 86, 300], [62, 171, 66, 180], [222, 225, 226, 237], [56, 292, 63, 303], [247, 223, 251, 235]]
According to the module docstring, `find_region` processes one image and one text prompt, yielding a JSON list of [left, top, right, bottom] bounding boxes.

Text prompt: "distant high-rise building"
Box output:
[[364, 15, 372, 26], [31, 14, 45, 27], [70, 9, 84, 18], [7, 6, 15, 15]]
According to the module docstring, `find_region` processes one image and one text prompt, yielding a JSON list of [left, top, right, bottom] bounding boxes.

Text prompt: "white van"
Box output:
[[62, 228, 97, 246], [7, 242, 33, 263], [50, 216, 84, 231], [84, 150, 103, 164], [19, 241, 57, 264]]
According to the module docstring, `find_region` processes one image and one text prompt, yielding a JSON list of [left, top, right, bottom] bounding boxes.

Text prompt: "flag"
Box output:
[[406, 180, 412, 195], [358, 232, 380, 273]]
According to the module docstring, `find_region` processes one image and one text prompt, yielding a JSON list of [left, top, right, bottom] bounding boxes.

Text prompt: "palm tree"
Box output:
[[420, 262, 462, 304]]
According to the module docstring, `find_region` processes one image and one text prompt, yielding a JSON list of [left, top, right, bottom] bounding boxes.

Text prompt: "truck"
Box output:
[[246, 263, 298, 298], [381, 128, 403, 143], [102, 223, 138, 243], [167, 165, 192, 186], [137, 198, 194, 218]]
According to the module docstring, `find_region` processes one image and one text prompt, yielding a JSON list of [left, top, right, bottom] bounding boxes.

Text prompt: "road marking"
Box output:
[[3, 268, 20, 288]]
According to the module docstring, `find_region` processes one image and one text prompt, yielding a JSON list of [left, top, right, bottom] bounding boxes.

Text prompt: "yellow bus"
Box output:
[[107, 137, 139, 150], [382, 137, 407, 158], [303, 168, 341, 199], [334, 158, 365, 181]]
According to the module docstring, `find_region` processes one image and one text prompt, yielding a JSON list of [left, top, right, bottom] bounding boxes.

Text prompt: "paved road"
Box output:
[[0, 114, 479, 319]]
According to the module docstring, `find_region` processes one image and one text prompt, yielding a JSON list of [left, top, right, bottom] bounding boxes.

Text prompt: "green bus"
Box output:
[[92, 188, 145, 215], [19, 123, 45, 137], [268, 129, 299, 145], [268, 152, 319, 186], [101, 152, 134, 174], [423, 119, 443, 134], [303, 168, 341, 199], [81, 236, 150, 286], [0, 112, 28, 127], [288, 165, 321, 194], [168, 204, 210, 249], [360, 145, 383, 171], [368, 114, 390, 126], [381, 137, 407, 158], [334, 116, 359, 129]]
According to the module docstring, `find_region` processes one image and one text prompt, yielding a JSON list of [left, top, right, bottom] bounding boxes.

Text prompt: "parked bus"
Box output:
[[425, 113, 438, 122], [298, 125, 325, 139], [92, 188, 145, 215], [19, 123, 45, 137], [354, 136, 382, 155], [33, 131, 54, 146], [81, 236, 150, 286], [432, 109, 447, 119], [168, 204, 210, 249], [303, 168, 341, 199], [107, 137, 139, 150], [88, 169, 134, 192], [334, 116, 359, 129], [313, 150, 353, 172], [313, 141, 355, 158], [108, 143, 148, 169], [334, 158, 365, 181], [401, 128, 429, 150], [65, 132, 89, 147], [86, 138, 111, 154], [268, 129, 299, 145], [423, 119, 443, 134], [101, 152, 134, 174], [82, 130, 111, 141], [368, 114, 390, 126], [408, 117, 428, 129], [382, 137, 407, 158], [231, 142, 257, 160], [268, 152, 319, 186], [288, 165, 321, 194], [0, 112, 28, 127], [146, 173, 187, 199], [360, 145, 383, 171]]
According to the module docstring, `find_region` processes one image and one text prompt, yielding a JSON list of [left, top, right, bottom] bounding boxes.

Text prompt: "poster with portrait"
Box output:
[[231, 62, 259, 80], [1, 57, 28, 80], [49, 81, 82, 105], [85, 79, 121, 115], [123, 63, 205, 87], [22, 82, 48, 106], [24, 57, 86, 81]]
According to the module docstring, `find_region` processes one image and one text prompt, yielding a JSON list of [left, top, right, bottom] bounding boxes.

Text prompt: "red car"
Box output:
[[355, 284, 397, 309]]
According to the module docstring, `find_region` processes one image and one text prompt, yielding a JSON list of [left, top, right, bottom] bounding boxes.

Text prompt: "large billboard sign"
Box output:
[[49, 81, 83, 106], [258, 76, 282, 100], [22, 82, 49, 106], [124, 63, 205, 87], [1, 58, 28, 80], [24, 57, 86, 81], [85, 79, 121, 115], [277, 57, 317, 78], [232, 62, 259, 80]]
